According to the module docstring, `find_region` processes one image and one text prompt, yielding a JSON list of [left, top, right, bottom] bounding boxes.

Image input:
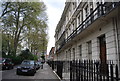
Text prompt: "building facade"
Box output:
[[54, 1, 120, 67], [48, 47, 55, 61]]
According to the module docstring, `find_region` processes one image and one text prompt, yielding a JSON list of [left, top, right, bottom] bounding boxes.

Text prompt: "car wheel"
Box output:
[[31, 72, 35, 76], [16, 70, 21, 75], [6, 66, 9, 70], [8, 67, 10, 70], [11, 66, 14, 69], [9, 66, 13, 70], [16, 72, 20, 75]]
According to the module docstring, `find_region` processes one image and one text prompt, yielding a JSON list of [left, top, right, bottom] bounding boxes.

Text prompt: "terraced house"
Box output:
[[54, 0, 120, 68]]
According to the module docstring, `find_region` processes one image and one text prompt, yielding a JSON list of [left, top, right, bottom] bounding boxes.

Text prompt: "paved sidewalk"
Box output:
[[36, 62, 60, 80]]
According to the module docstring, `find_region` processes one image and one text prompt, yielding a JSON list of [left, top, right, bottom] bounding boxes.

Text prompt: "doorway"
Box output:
[[99, 35, 107, 64], [98, 35, 107, 74]]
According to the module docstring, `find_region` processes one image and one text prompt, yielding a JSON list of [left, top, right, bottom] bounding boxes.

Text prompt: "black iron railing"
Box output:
[[66, 2, 120, 43], [47, 60, 120, 81], [56, 2, 120, 53]]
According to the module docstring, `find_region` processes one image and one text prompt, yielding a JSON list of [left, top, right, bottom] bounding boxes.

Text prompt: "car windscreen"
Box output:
[[2, 59, 11, 63], [2, 59, 5, 62], [22, 61, 34, 65], [30, 61, 34, 65]]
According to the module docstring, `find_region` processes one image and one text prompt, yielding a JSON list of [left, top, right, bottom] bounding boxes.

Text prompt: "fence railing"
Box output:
[[56, 2, 120, 53], [47, 60, 120, 81]]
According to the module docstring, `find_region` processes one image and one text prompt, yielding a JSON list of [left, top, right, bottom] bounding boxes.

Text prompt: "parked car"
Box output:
[[2, 58, 14, 70], [16, 60, 36, 76], [35, 61, 42, 70]]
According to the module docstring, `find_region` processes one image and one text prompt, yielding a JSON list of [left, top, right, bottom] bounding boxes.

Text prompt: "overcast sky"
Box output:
[[44, 0, 65, 54]]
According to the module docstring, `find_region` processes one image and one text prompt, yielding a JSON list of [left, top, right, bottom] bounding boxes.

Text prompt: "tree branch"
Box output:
[[1, 2, 10, 17]]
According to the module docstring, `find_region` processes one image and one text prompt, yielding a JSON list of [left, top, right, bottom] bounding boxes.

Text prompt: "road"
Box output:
[[1, 63, 60, 81]]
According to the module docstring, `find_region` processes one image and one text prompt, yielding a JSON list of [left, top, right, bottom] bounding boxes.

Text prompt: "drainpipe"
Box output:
[[113, 16, 120, 70]]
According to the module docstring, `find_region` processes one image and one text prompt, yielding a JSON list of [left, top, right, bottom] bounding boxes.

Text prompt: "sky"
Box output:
[[43, 0, 65, 54]]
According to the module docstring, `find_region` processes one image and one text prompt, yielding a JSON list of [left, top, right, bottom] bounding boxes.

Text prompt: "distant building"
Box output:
[[54, 1, 120, 68], [49, 47, 55, 61]]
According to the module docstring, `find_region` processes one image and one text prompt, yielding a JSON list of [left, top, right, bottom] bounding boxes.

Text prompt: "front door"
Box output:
[[99, 35, 107, 64], [99, 35, 107, 74]]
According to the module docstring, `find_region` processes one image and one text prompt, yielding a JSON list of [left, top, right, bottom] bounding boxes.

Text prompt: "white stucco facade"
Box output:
[[54, 1, 120, 67]]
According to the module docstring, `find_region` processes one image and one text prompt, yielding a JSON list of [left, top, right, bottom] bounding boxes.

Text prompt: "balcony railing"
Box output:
[[56, 2, 120, 53], [56, 38, 66, 53]]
